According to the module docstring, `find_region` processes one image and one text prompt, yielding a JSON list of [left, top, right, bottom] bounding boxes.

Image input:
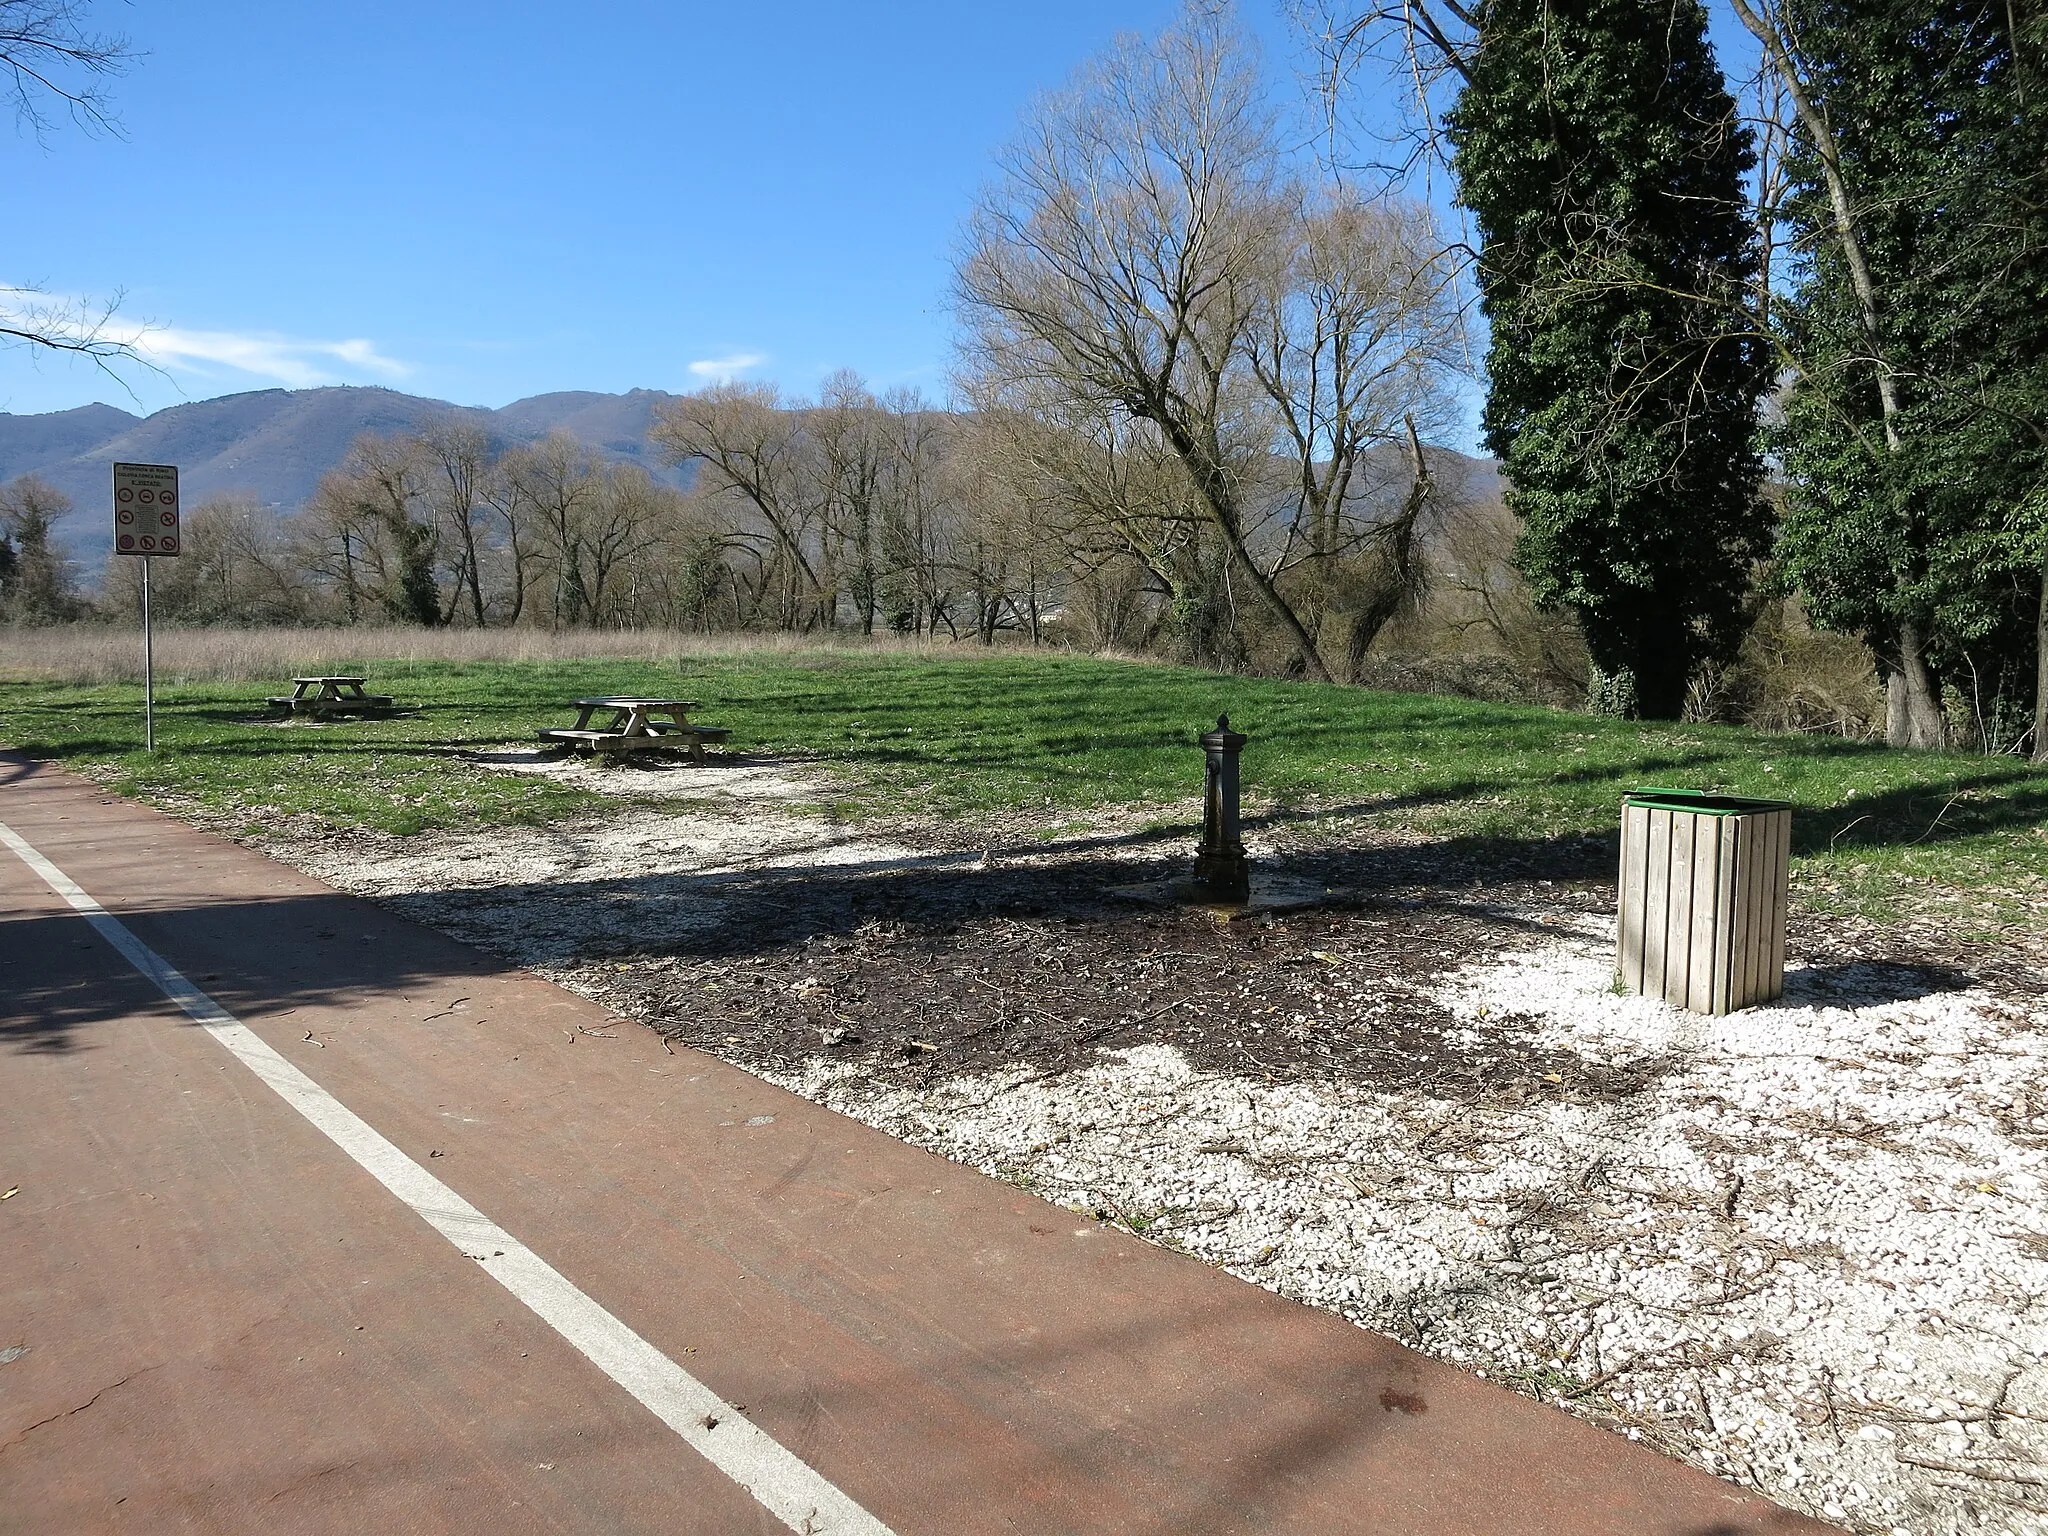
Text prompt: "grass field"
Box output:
[[3, 643, 2044, 932]]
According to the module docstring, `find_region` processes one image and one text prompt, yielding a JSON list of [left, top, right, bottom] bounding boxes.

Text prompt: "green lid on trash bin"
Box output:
[[1623, 786, 1794, 816]]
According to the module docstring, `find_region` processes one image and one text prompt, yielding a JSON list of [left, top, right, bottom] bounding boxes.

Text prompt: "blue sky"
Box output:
[[2, 1, 1328, 421]]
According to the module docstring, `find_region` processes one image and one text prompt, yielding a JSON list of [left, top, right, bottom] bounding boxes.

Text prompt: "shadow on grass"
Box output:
[[1792, 771, 2048, 857]]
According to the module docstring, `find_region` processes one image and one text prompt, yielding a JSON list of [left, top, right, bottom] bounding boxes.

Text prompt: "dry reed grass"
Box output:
[[0, 625, 961, 685]]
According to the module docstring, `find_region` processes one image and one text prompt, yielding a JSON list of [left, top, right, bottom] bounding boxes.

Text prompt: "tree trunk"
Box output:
[[505, 544, 527, 626], [2033, 561, 2047, 764], [1197, 480, 1329, 679], [1148, 413, 1333, 681], [439, 552, 468, 626], [1887, 618, 1947, 748], [1344, 416, 1433, 680], [465, 535, 486, 626], [1734, 0, 1938, 744], [1632, 613, 1696, 721], [341, 529, 360, 623]]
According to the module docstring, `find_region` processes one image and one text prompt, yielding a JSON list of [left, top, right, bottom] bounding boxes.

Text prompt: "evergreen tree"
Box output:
[[1446, 0, 1771, 718], [1771, 0, 2048, 752], [0, 474, 80, 624]]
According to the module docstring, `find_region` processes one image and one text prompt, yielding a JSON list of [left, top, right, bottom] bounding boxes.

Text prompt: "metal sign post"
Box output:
[[112, 462, 181, 753], [142, 558, 155, 752]]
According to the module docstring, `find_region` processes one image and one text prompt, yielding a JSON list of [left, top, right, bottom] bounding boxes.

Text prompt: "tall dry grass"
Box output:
[[0, 625, 965, 685]]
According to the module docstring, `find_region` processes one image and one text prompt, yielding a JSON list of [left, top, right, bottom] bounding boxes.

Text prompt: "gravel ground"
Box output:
[[261, 748, 2048, 1536]]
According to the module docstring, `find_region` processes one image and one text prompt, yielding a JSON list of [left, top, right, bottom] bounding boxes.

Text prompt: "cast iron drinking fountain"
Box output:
[[1190, 714, 1251, 902], [1110, 714, 1330, 915]]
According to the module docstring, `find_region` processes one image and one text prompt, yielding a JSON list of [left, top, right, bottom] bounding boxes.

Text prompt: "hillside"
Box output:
[[0, 385, 690, 564]]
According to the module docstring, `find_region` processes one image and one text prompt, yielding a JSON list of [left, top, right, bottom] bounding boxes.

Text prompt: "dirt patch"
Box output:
[[599, 878, 1671, 1109]]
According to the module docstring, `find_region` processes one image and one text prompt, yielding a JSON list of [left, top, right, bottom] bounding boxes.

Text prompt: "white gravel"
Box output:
[[261, 753, 2048, 1535], [273, 756, 936, 963]]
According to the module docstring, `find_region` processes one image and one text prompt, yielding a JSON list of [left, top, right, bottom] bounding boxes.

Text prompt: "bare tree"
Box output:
[[0, 284, 137, 366], [100, 496, 309, 623], [878, 388, 965, 636], [957, 5, 1338, 677], [811, 370, 888, 632], [1291, 0, 1475, 162], [628, 487, 741, 630], [960, 6, 1464, 680], [652, 384, 831, 630], [963, 394, 1215, 653], [2, 2, 142, 366], [305, 434, 442, 625], [504, 433, 606, 627], [578, 463, 676, 625], [476, 453, 542, 626], [1246, 190, 1463, 667], [3, 0, 128, 135], [415, 416, 494, 626], [1435, 490, 1591, 704]]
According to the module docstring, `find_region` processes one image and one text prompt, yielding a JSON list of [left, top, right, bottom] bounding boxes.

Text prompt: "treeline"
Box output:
[[2, 359, 1476, 669], [42, 389, 1004, 638], [21, 384, 1065, 641]]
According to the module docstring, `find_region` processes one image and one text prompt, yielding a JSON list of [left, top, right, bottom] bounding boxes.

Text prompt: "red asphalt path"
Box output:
[[0, 756, 1835, 1535]]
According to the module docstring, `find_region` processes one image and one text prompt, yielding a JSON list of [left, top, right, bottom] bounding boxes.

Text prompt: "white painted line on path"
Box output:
[[0, 820, 897, 1536]]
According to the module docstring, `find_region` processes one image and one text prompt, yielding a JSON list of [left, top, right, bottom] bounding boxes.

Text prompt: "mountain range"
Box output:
[[0, 385, 691, 566]]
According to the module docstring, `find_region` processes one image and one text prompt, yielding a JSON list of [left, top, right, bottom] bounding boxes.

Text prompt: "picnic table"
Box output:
[[267, 676, 396, 717], [537, 697, 731, 761]]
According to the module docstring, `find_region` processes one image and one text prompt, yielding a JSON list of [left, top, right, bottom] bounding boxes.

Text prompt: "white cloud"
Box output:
[[128, 326, 413, 388], [686, 351, 767, 384]]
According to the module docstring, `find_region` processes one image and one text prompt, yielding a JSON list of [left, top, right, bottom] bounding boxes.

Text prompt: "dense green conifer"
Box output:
[[1446, 0, 1771, 718]]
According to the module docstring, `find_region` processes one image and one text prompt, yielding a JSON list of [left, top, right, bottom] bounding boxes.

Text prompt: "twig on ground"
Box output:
[[1893, 1452, 2048, 1488], [1906, 793, 1966, 846]]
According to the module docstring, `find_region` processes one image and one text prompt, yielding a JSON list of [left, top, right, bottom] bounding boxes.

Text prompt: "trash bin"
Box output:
[[1617, 787, 1793, 1015]]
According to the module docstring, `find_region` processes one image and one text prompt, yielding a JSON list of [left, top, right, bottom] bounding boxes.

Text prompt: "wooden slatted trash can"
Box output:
[[1618, 788, 1793, 1015]]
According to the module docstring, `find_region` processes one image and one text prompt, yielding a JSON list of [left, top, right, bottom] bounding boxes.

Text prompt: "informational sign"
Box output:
[[113, 462, 182, 556]]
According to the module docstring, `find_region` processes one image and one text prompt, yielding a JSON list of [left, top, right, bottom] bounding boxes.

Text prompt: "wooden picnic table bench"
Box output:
[[537, 697, 731, 761], [267, 676, 397, 716]]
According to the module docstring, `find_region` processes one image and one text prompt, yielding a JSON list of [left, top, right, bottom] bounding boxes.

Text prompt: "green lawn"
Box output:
[[3, 650, 2043, 931]]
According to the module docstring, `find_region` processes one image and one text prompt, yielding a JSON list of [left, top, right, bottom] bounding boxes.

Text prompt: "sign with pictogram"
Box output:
[[113, 462, 181, 556]]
